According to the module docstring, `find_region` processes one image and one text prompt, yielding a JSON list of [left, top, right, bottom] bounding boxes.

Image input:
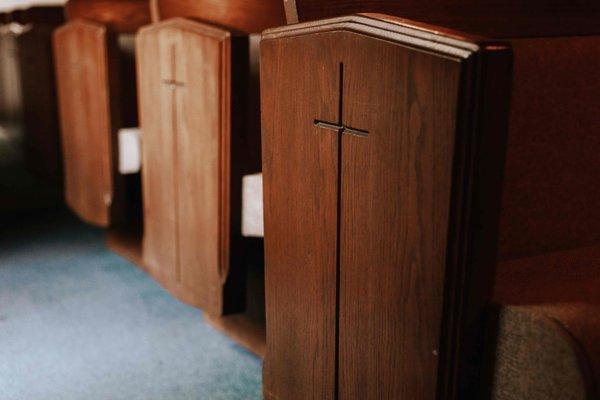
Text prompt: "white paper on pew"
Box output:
[[118, 127, 141, 175], [242, 173, 264, 238]]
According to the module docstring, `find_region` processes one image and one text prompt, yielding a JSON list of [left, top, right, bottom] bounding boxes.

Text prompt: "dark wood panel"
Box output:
[[339, 32, 460, 400], [66, 0, 151, 33], [54, 20, 118, 226], [261, 32, 340, 400], [151, 0, 285, 33], [261, 14, 512, 400], [283, 0, 600, 37]]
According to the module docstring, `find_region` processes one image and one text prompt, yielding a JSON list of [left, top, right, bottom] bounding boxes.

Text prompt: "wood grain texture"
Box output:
[[65, 0, 151, 33], [151, 0, 286, 33], [338, 33, 459, 400], [137, 18, 253, 315], [54, 20, 118, 226], [261, 14, 511, 400], [283, 0, 600, 37], [261, 31, 340, 400]]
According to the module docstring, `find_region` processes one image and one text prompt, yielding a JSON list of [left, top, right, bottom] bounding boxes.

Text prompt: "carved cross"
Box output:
[[314, 63, 369, 138], [161, 43, 185, 281], [162, 44, 185, 90]]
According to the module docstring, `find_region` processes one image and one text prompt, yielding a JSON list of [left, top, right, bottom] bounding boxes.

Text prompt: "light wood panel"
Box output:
[[137, 18, 234, 315], [54, 20, 118, 226]]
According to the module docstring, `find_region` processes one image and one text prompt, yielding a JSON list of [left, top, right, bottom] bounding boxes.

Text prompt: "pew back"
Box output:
[[150, 0, 286, 33], [282, 0, 600, 37]]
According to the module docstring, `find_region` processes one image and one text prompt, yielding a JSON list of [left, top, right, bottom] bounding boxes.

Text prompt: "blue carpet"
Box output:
[[0, 213, 262, 400]]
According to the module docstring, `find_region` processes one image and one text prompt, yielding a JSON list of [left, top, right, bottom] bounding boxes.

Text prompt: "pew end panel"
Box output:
[[54, 20, 120, 227], [137, 18, 262, 318], [261, 8, 600, 399], [261, 14, 512, 400], [52, 1, 151, 264]]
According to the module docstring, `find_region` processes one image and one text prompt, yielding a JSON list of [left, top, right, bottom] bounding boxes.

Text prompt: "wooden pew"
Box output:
[[53, 0, 150, 265], [0, 5, 63, 212], [260, 8, 599, 400], [135, 0, 285, 356]]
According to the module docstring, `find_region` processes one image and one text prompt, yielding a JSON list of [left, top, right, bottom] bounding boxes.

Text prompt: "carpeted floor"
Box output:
[[0, 212, 262, 400]]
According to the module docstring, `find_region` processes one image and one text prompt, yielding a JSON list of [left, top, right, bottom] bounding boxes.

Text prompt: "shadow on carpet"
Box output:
[[0, 212, 262, 400]]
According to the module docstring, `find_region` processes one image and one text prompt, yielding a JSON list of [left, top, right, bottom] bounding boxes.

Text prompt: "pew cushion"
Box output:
[[490, 304, 598, 400]]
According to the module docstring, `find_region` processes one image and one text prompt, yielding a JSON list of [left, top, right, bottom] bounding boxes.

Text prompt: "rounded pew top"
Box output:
[[152, 0, 286, 34]]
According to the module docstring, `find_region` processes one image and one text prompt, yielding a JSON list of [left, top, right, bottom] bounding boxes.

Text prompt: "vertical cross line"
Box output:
[[334, 61, 343, 400], [169, 43, 181, 283]]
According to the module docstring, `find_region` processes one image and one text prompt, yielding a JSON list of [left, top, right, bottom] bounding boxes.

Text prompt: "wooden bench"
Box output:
[[135, 0, 285, 356], [53, 0, 151, 265], [260, 8, 599, 399]]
